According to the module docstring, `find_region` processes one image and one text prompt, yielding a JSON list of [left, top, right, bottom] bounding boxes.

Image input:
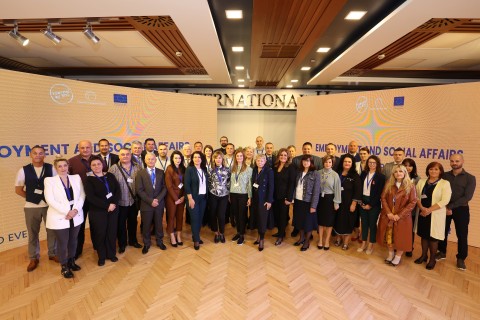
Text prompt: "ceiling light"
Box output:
[[301, 66, 311, 71], [232, 46, 244, 52], [42, 24, 62, 45], [345, 11, 367, 20], [226, 10, 243, 19], [8, 23, 29, 46], [238, 79, 245, 82], [235, 66, 244, 70], [317, 47, 330, 53], [286, 85, 293, 88], [291, 80, 298, 83], [238, 84, 245, 88], [83, 22, 100, 43], [377, 54, 386, 60]]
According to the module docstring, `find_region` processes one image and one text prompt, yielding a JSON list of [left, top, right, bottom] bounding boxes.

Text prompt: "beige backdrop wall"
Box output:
[[296, 82, 480, 248], [0, 69, 217, 252]]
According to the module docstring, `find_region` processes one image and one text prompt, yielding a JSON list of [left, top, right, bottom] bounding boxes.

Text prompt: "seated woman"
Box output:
[[84, 156, 121, 266], [44, 157, 85, 278], [377, 165, 417, 266], [414, 162, 451, 270]]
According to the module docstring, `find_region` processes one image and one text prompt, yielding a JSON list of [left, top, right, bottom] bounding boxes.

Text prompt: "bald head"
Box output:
[[450, 153, 464, 171], [78, 140, 92, 158], [348, 141, 358, 154]]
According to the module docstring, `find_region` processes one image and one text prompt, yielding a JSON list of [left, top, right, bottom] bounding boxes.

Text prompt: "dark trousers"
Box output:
[[141, 204, 165, 247], [76, 202, 90, 257], [273, 199, 289, 238], [188, 194, 207, 242], [118, 204, 139, 247], [52, 221, 80, 265], [90, 209, 118, 261], [438, 206, 470, 260], [208, 194, 228, 233], [230, 193, 248, 235], [360, 204, 380, 243]]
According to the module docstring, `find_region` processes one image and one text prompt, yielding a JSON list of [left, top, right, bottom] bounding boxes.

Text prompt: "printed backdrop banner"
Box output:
[[0, 69, 217, 252], [296, 82, 480, 248]]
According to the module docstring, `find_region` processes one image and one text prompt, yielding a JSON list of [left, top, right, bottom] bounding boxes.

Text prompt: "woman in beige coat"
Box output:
[[414, 162, 451, 270]]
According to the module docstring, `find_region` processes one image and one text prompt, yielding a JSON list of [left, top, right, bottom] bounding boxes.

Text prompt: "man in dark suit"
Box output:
[[98, 138, 119, 170], [135, 153, 167, 254], [292, 142, 322, 170], [265, 142, 276, 168], [131, 140, 144, 169], [326, 143, 341, 172], [141, 138, 159, 167]]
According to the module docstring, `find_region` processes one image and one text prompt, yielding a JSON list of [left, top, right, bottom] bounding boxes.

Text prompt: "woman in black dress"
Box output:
[[272, 148, 296, 246], [250, 154, 274, 251], [333, 154, 361, 250], [84, 156, 121, 266], [292, 155, 321, 251]]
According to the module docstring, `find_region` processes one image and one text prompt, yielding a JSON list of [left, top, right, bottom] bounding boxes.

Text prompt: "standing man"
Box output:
[[193, 141, 203, 152], [265, 142, 276, 168], [292, 142, 322, 170], [97, 138, 119, 170], [155, 143, 170, 172], [109, 148, 143, 253], [131, 140, 144, 169], [255, 136, 265, 155], [69, 139, 103, 258], [436, 154, 476, 270], [182, 144, 193, 167], [224, 143, 235, 171], [382, 148, 405, 179], [141, 138, 159, 167], [15, 145, 58, 271], [136, 153, 168, 254], [346, 140, 361, 162], [214, 136, 228, 154], [325, 143, 341, 172]]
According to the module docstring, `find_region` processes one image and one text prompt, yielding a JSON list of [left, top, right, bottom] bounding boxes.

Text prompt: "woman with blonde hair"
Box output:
[[230, 149, 253, 244], [208, 151, 230, 243], [244, 146, 255, 168], [377, 165, 417, 266]]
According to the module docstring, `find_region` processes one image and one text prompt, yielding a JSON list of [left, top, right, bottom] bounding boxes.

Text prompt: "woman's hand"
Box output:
[[264, 202, 271, 210], [310, 207, 316, 214], [107, 204, 116, 212], [334, 203, 339, 211], [247, 198, 251, 207], [349, 202, 356, 213]]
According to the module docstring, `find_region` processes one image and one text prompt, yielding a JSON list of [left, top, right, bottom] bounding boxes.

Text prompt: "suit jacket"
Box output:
[[273, 164, 296, 202], [165, 165, 184, 202], [141, 150, 159, 168], [415, 179, 452, 240], [360, 171, 386, 207], [132, 154, 144, 169], [44, 174, 85, 229], [135, 167, 167, 212], [184, 166, 209, 207], [265, 154, 276, 168], [98, 153, 119, 169], [292, 155, 323, 170], [382, 161, 401, 180], [251, 166, 274, 204]]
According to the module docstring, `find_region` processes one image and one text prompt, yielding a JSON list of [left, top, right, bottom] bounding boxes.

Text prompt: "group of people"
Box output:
[[15, 137, 475, 279]]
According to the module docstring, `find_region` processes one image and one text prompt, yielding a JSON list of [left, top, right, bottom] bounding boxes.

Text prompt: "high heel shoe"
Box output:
[[301, 244, 309, 251], [258, 240, 264, 252], [426, 260, 436, 270], [274, 238, 283, 246], [414, 256, 428, 264], [293, 239, 305, 246]]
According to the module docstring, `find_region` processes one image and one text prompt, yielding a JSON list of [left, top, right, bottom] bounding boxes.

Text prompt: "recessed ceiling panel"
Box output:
[[11, 57, 63, 67], [73, 56, 116, 66], [418, 33, 480, 49], [133, 56, 175, 67], [375, 58, 426, 69], [96, 31, 152, 48], [440, 59, 480, 69]]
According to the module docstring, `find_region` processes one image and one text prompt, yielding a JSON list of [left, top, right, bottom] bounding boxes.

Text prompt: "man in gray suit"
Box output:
[[382, 148, 405, 179], [136, 153, 167, 254]]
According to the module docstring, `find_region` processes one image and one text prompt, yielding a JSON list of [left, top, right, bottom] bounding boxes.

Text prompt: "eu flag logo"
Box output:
[[113, 94, 128, 104], [393, 96, 404, 107]]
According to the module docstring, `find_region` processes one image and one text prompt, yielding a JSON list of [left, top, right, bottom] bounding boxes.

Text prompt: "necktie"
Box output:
[[150, 169, 156, 188], [103, 156, 108, 169]]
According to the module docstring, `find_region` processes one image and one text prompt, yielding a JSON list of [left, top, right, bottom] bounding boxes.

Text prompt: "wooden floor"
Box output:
[[0, 222, 479, 320]]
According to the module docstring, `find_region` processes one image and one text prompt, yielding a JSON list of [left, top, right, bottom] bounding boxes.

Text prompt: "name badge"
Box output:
[[86, 171, 94, 177], [106, 192, 113, 199], [321, 192, 325, 197], [341, 187, 344, 191], [69, 200, 74, 205], [34, 189, 43, 194], [127, 178, 133, 183], [234, 183, 239, 187], [253, 183, 259, 189], [421, 194, 427, 199], [178, 183, 184, 189]]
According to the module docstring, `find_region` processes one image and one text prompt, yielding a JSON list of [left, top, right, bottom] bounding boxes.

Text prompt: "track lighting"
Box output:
[[42, 24, 62, 45], [83, 23, 100, 43], [8, 23, 29, 46]]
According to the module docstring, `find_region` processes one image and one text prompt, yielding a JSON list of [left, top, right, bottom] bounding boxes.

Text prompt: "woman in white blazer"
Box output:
[[45, 158, 85, 278], [414, 162, 451, 270]]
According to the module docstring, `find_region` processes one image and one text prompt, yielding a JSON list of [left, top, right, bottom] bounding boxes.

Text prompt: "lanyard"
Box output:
[[215, 167, 223, 184], [235, 169, 241, 183], [94, 172, 111, 194], [157, 157, 167, 171], [121, 164, 133, 177], [30, 164, 45, 186], [299, 172, 307, 185], [366, 172, 375, 190], [81, 158, 91, 172], [60, 176, 72, 201], [225, 157, 233, 169], [179, 172, 183, 183], [196, 168, 204, 183]]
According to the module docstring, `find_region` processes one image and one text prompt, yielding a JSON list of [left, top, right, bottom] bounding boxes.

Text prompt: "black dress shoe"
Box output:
[[317, 245, 323, 250], [414, 256, 427, 264], [258, 240, 264, 252], [119, 246, 126, 253], [177, 241, 184, 246], [323, 246, 330, 251], [170, 241, 178, 248], [110, 256, 118, 262], [61, 264, 74, 278], [142, 246, 149, 254], [293, 239, 305, 246], [68, 258, 81, 271], [232, 234, 240, 242], [254, 240, 260, 245], [98, 260, 105, 266], [158, 243, 167, 250], [194, 242, 200, 250], [199, 239, 204, 245], [131, 243, 142, 249], [220, 234, 225, 243], [214, 235, 220, 243], [405, 251, 413, 257], [426, 260, 436, 270], [301, 245, 309, 251]]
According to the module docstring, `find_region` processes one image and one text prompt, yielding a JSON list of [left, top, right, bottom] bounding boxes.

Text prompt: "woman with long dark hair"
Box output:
[[165, 150, 186, 247]]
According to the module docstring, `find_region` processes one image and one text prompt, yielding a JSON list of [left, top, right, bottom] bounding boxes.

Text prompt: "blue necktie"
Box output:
[[150, 169, 156, 188]]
